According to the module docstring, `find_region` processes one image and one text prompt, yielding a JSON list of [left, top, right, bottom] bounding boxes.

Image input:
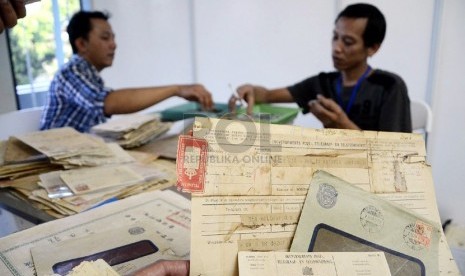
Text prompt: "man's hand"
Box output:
[[228, 84, 263, 115], [177, 84, 213, 111], [0, 0, 27, 34], [133, 260, 189, 276], [308, 94, 360, 130]]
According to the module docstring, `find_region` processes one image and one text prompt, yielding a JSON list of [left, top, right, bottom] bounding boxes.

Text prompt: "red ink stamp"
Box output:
[[403, 220, 433, 250], [74, 183, 89, 193], [176, 135, 208, 193]]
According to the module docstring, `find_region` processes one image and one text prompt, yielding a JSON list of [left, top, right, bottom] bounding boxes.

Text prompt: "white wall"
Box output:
[[194, 0, 334, 100], [429, 0, 465, 225], [93, 0, 195, 111]]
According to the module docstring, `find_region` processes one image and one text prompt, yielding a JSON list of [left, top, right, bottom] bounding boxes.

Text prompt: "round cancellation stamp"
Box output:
[[128, 226, 145, 235], [403, 220, 433, 251], [316, 183, 338, 209], [360, 205, 384, 233]]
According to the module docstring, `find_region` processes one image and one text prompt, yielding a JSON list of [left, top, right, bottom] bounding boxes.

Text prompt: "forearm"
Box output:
[[335, 117, 361, 130], [320, 110, 361, 130], [104, 86, 179, 115], [253, 86, 293, 103]]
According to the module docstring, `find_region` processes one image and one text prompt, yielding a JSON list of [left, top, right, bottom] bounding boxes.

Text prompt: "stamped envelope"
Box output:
[[290, 170, 442, 276], [30, 221, 186, 276]]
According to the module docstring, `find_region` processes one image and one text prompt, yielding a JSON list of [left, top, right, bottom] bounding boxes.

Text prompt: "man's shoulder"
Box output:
[[317, 71, 339, 79], [59, 55, 89, 73], [368, 69, 406, 89]]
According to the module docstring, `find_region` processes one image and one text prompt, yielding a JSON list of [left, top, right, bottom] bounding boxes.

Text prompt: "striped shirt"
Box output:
[[40, 55, 112, 132]]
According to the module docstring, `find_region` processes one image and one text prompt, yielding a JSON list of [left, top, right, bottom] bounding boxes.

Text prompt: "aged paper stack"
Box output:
[[176, 117, 460, 275], [91, 113, 171, 148], [0, 127, 177, 218]]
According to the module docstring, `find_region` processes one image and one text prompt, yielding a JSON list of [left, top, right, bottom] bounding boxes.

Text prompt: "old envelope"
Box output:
[[238, 251, 391, 276], [31, 221, 182, 276], [291, 170, 441, 276], [0, 189, 190, 276]]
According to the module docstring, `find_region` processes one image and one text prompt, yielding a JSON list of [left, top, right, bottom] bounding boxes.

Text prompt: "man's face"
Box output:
[[79, 18, 116, 71], [331, 17, 372, 72]]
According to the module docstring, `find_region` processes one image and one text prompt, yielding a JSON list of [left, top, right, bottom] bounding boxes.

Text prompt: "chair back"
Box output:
[[0, 107, 43, 140], [410, 99, 433, 143]]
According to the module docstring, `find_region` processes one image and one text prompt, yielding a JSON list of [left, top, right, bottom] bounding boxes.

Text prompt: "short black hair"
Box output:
[[67, 11, 110, 54], [336, 3, 386, 48]]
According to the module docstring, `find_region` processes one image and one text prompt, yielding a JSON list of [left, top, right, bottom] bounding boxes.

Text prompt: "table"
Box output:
[[0, 189, 55, 224]]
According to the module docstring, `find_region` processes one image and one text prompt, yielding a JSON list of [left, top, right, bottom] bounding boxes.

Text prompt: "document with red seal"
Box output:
[[176, 135, 208, 193]]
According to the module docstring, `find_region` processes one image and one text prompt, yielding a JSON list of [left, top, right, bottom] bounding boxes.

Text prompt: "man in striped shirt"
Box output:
[[41, 10, 213, 133]]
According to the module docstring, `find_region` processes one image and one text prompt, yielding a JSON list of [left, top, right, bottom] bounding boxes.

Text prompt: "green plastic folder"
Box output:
[[160, 102, 231, 121], [236, 104, 300, 125], [160, 102, 300, 124]]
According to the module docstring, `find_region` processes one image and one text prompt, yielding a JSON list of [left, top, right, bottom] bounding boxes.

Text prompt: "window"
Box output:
[[7, 0, 82, 109]]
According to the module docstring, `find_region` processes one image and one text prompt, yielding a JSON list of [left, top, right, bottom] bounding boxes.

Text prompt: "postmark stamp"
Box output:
[[176, 135, 208, 193], [360, 205, 384, 233], [128, 226, 145, 235], [403, 220, 433, 250], [316, 183, 338, 209]]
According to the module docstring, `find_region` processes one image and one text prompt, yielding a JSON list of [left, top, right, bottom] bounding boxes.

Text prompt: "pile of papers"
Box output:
[[91, 113, 171, 148], [0, 127, 177, 218], [176, 117, 460, 275]]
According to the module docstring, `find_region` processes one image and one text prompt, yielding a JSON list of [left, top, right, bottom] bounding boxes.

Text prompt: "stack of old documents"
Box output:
[[91, 113, 171, 148], [176, 117, 460, 275], [0, 127, 177, 218]]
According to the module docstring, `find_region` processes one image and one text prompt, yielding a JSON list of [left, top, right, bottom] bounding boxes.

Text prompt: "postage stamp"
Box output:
[[403, 220, 433, 251], [176, 135, 208, 193]]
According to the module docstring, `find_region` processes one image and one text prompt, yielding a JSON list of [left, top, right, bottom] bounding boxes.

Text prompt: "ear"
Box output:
[[367, 43, 381, 57], [74, 37, 88, 54]]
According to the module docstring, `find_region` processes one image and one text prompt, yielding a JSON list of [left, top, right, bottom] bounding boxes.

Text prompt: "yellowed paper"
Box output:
[[52, 143, 135, 167], [238, 251, 391, 276], [91, 114, 171, 149], [66, 259, 119, 276], [60, 165, 144, 195], [0, 189, 190, 276], [3, 137, 45, 164], [91, 113, 160, 136], [14, 127, 112, 160], [190, 195, 305, 276]]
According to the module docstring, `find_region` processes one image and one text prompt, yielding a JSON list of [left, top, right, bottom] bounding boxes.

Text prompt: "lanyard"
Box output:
[[335, 66, 372, 114]]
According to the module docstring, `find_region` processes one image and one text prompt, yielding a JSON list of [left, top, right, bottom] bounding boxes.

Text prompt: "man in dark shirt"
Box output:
[[230, 3, 412, 132]]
